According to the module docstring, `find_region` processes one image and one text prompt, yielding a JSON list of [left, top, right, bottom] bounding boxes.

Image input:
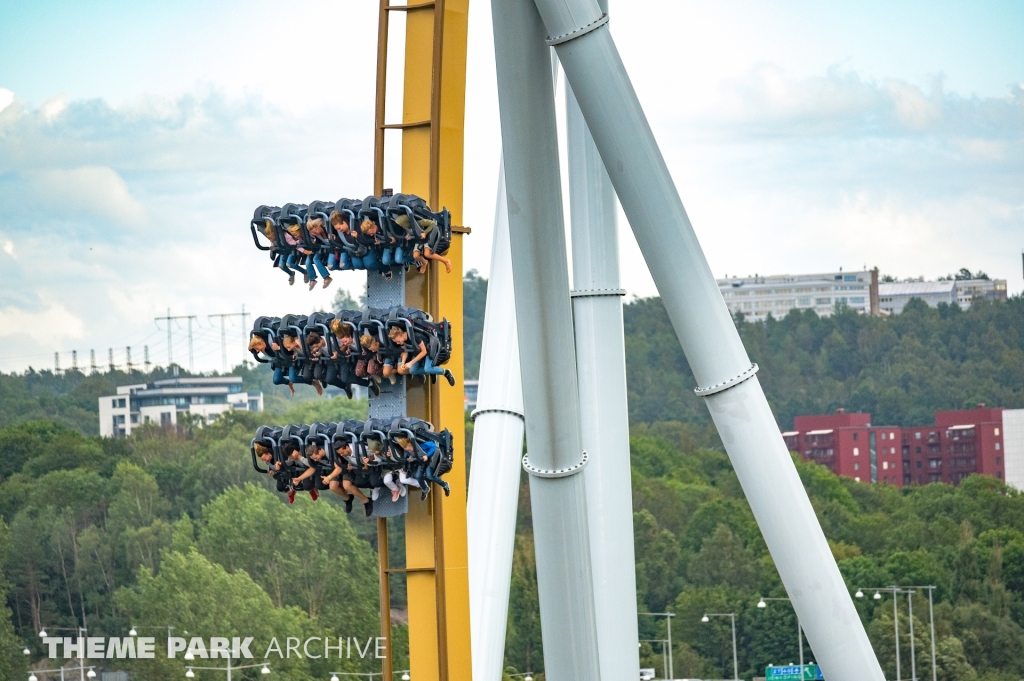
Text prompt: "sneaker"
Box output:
[[344, 384, 353, 399], [308, 279, 317, 291], [287, 489, 296, 504], [364, 499, 374, 517], [344, 497, 354, 514], [303, 273, 310, 284], [391, 488, 401, 502], [322, 276, 332, 289], [369, 382, 381, 397], [310, 488, 319, 501], [288, 273, 296, 286], [382, 270, 393, 281], [399, 484, 407, 497], [444, 369, 456, 386], [420, 489, 429, 501], [441, 481, 451, 497]]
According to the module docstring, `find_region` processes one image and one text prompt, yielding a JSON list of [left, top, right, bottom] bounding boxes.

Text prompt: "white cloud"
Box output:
[[2, 240, 13, 258], [0, 88, 13, 115], [0, 301, 85, 343], [25, 166, 146, 225]]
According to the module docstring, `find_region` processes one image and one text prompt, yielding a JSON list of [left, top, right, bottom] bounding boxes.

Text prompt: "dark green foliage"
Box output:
[[623, 294, 1024, 427], [463, 270, 488, 380]]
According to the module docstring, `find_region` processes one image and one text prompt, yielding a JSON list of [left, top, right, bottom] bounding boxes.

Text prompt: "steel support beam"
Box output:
[[491, 0, 602, 678], [529, 1, 885, 679], [567, 80, 640, 681], [467, 162, 527, 681]]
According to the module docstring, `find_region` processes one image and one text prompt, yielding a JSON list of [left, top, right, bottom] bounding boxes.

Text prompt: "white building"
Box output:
[[1004, 409, 1024, 492], [955, 278, 1009, 309], [878, 280, 956, 315], [717, 270, 873, 322], [99, 376, 263, 437]]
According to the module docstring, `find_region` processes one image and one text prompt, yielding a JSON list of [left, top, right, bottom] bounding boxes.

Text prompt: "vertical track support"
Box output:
[[372, 1, 472, 679]]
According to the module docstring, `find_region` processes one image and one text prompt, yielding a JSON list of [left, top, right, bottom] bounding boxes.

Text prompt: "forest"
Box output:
[[1, 276, 1023, 680]]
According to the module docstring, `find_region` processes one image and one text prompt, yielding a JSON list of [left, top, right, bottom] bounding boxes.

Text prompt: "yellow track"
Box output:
[[373, 1, 472, 679]]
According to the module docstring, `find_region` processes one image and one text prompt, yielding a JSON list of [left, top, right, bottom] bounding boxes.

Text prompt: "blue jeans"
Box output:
[[382, 248, 394, 266], [273, 367, 290, 385], [361, 250, 387, 272], [408, 356, 444, 376], [308, 254, 330, 281]]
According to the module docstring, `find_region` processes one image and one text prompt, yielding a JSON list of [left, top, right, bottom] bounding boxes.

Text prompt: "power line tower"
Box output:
[[108, 348, 115, 373], [155, 310, 198, 372], [54, 352, 60, 375], [144, 345, 151, 373], [126, 346, 133, 373], [72, 350, 78, 372], [90, 349, 97, 374], [208, 306, 251, 372]]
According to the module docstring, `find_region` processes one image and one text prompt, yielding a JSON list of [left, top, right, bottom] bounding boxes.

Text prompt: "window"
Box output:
[[130, 414, 138, 424], [160, 412, 172, 426], [891, 447, 896, 454], [916, 461, 922, 468], [855, 476, 861, 482], [845, 275, 857, 282], [880, 432, 886, 440], [916, 446, 921, 454], [996, 457, 1001, 465], [995, 428, 1000, 436], [853, 447, 859, 456], [853, 432, 859, 441], [915, 432, 921, 439], [998, 471, 1003, 479], [995, 442, 1001, 451], [890, 432, 895, 439], [849, 297, 866, 304], [112, 399, 118, 408], [883, 461, 889, 470], [816, 297, 831, 305]]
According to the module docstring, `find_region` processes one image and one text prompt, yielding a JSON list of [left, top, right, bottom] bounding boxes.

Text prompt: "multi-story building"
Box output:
[[718, 270, 875, 322], [877, 280, 956, 315], [99, 376, 263, 437], [782, 410, 904, 485], [719, 270, 1007, 321], [784, 405, 1024, 488]]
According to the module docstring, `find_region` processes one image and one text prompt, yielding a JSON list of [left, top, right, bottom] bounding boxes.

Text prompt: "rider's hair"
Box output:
[[387, 326, 404, 341], [359, 218, 377, 234]]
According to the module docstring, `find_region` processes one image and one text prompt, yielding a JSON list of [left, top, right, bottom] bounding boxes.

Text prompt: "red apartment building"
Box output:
[[783, 405, 1006, 487]]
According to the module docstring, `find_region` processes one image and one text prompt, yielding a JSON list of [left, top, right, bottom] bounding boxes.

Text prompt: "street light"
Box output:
[[29, 675, 38, 681], [186, 669, 195, 678], [87, 671, 96, 679], [702, 613, 739, 681], [38, 629, 47, 638], [756, 596, 805, 671], [37, 626, 88, 681], [23, 647, 31, 655], [639, 611, 675, 681], [857, 585, 938, 681], [261, 665, 271, 675], [403, 674, 411, 681], [129, 628, 137, 636]]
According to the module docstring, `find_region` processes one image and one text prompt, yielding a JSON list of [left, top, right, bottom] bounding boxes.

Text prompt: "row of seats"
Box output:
[[249, 194, 453, 289], [251, 420, 453, 515], [247, 308, 455, 397]]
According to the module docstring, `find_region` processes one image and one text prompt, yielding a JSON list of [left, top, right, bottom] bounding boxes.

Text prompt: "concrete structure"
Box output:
[[878, 281, 956, 315], [719, 272, 1007, 320], [718, 270, 873, 322], [784, 405, 1016, 487], [99, 376, 262, 437], [955, 278, 1009, 308], [1004, 409, 1024, 491]]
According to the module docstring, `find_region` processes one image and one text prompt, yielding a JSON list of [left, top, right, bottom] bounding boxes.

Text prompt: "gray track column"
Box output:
[[567, 79, 640, 681], [530, 1, 885, 679], [491, 0, 602, 678], [467, 162, 527, 681]]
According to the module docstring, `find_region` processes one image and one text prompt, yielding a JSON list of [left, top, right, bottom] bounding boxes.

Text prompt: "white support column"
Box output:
[[528, 1, 886, 679], [491, 0, 603, 677], [467, 162, 527, 681], [567, 79, 640, 681]]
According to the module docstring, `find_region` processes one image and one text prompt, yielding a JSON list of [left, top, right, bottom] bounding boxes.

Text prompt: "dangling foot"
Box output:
[[310, 488, 319, 501], [364, 499, 374, 517], [288, 272, 296, 286], [303, 273, 310, 284], [288, 383, 295, 396], [444, 369, 455, 386], [441, 481, 451, 497], [382, 269, 393, 281], [287, 489, 296, 504], [391, 487, 401, 502], [322, 276, 332, 289], [344, 384, 353, 399], [344, 497, 354, 514], [308, 279, 317, 291], [399, 484, 407, 497], [369, 382, 380, 397], [313, 380, 323, 396]]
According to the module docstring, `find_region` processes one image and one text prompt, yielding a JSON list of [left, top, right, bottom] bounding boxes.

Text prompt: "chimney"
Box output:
[[869, 268, 880, 316]]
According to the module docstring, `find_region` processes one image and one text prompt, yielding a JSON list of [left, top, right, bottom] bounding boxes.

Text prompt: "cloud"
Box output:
[[0, 301, 85, 344], [0, 88, 13, 115], [25, 166, 146, 225], [708, 65, 1024, 139]]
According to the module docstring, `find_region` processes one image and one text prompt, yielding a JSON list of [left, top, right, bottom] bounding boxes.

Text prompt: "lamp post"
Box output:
[[639, 611, 675, 681], [38, 626, 88, 681], [757, 596, 803, 671], [702, 613, 738, 680], [128, 624, 179, 639], [640, 638, 670, 679], [857, 585, 938, 681], [26, 665, 97, 681], [184, 662, 270, 680]]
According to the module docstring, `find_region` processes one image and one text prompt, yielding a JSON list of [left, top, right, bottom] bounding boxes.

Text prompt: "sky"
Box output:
[[0, 0, 1022, 374]]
